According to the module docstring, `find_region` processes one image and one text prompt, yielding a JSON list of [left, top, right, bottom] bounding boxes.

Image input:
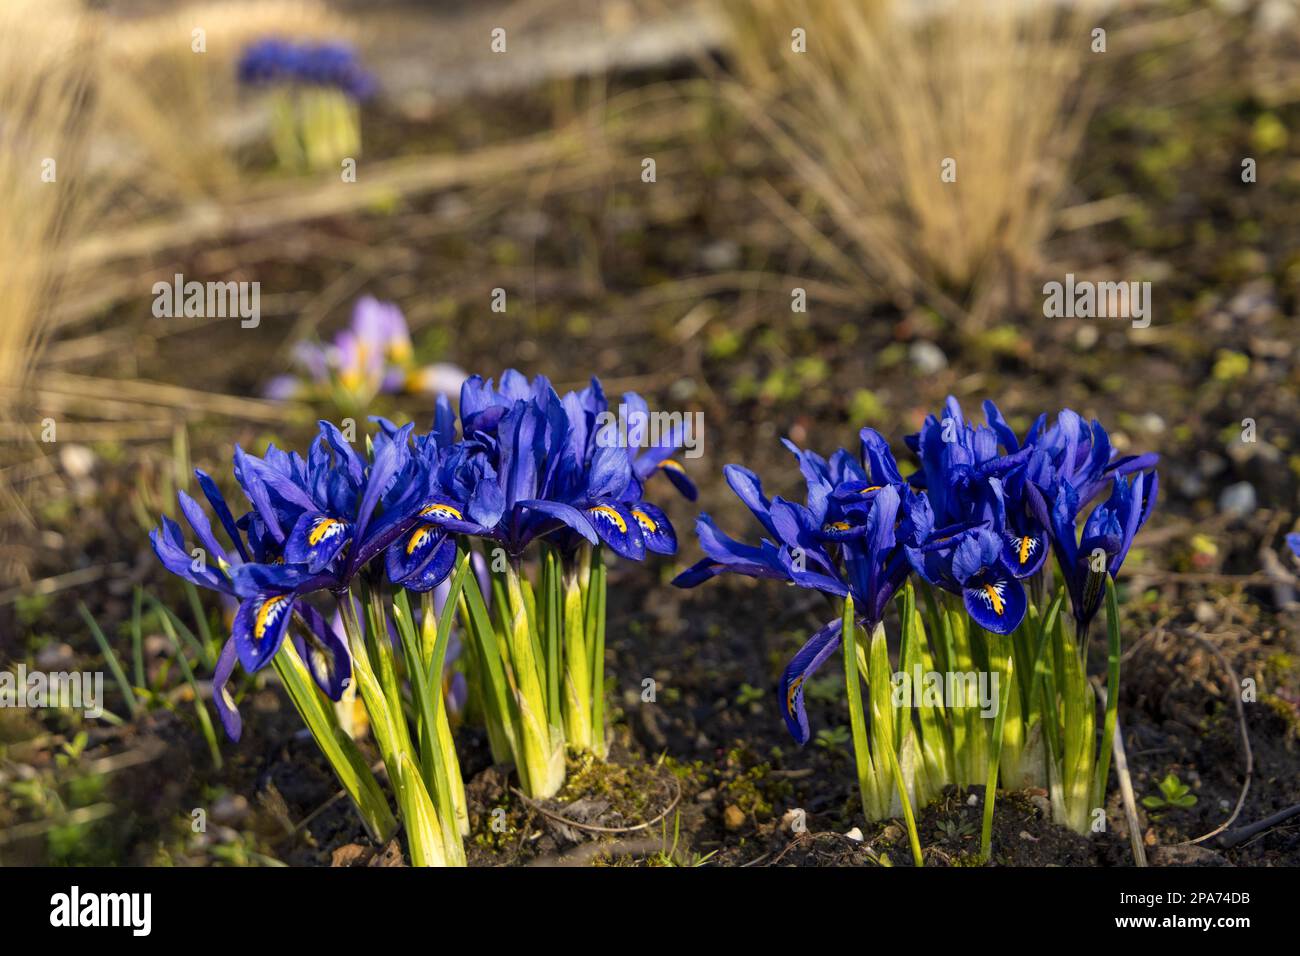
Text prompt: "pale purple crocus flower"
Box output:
[[264, 296, 467, 404]]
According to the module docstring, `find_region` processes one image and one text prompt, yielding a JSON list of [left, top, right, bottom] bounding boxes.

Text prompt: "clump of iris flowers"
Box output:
[[673, 430, 952, 864], [404, 371, 693, 797], [150, 371, 690, 862], [905, 398, 1156, 831], [675, 397, 1156, 854], [265, 296, 468, 414], [237, 37, 375, 171]]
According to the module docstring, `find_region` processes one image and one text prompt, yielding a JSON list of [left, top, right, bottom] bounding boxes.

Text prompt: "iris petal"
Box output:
[[1001, 530, 1048, 578], [211, 638, 242, 742], [962, 574, 1026, 633], [285, 511, 352, 572], [294, 603, 352, 701], [232, 592, 296, 672], [386, 523, 448, 586], [658, 459, 698, 501], [585, 500, 646, 560], [779, 618, 843, 746], [515, 499, 599, 547], [398, 535, 458, 593], [629, 501, 677, 555], [149, 518, 229, 592]]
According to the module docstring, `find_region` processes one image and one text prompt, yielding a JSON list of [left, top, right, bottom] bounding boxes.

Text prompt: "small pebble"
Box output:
[[211, 794, 249, 827], [59, 444, 95, 479], [723, 805, 746, 830], [966, 793, 979, 807], [1217, 481, 1257, 518], [1137, 412, 1166, 435], [699, 239, 740, 272], [1176, 472, 1206, 499], [36, 643, 76, 670], [433, 194, 470, 221], [909, 340, 948, 375], [144, 635, 171, 658], [844, 827, 864, 842], [1019, 831, 1038, 842], [1197, 452, 1226, 478]]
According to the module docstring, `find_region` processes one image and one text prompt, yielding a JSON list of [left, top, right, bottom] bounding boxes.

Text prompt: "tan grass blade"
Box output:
[[724, 0, 1099, 323]]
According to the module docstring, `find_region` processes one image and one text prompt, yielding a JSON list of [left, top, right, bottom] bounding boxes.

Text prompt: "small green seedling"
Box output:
[[814, 725, 850, 755], [1141, 773, 1197, 813], [937, 816, 977, 841]]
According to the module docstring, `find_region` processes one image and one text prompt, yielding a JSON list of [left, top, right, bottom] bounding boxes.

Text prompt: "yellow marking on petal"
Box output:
[[787, 676, 805, 718], [632, 509, 657, 533], [589, 504, 628, 533], [1019, 536, 1033, 565], [406, 527, 433, 556], [420, 503, 463, 521], [311, 647, 329, 681], [255, 595, 288, 639], [983, 583, 1005, 616], [860, 485, 882, 494], [659, 459, 685, 474], [824, 521, 852, 532], [308, 517, 343, 547]]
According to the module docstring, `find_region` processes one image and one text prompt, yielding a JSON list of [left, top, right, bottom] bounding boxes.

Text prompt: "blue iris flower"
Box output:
[[906, 397, 1159, 583], [673, 428, 914, 745], [237, 38, 377, 100], [408, 371, 680, 562], [616, 389, 699, 503], [1022, 408, 1158, 506], [905, 397, 1029, 525], [905, 397, 1048, 579], [224, 420, 437, 672], [149, 458, 353, 742], [901, 490, 1028, 634], [1049, 470, 1158, 635]]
